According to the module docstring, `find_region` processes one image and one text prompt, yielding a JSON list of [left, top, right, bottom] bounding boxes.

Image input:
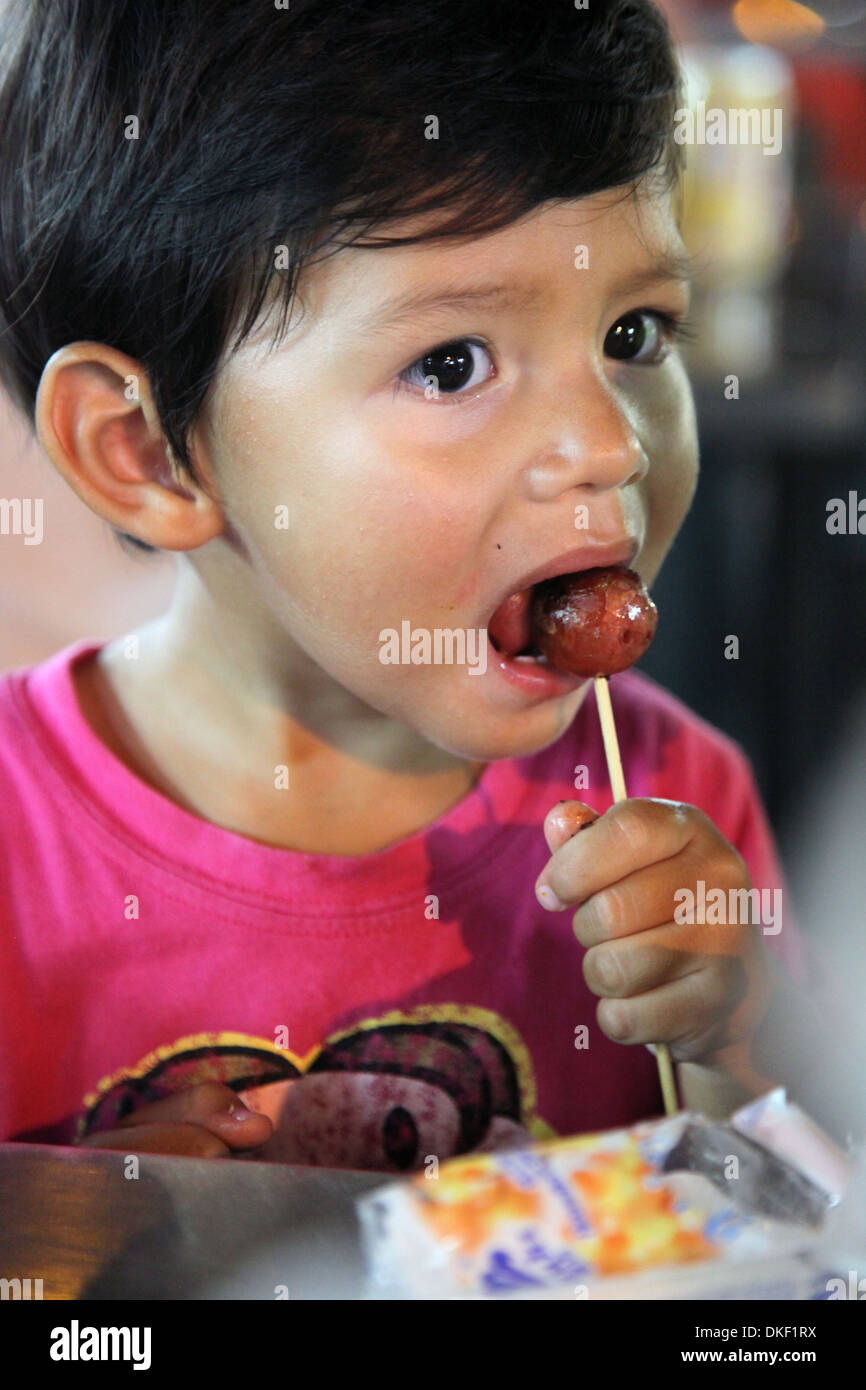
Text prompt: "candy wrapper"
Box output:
[[357, 1090, 859, 1299]]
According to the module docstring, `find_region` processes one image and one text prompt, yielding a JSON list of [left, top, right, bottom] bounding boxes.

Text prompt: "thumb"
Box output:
[[543, 800, 600, 854]]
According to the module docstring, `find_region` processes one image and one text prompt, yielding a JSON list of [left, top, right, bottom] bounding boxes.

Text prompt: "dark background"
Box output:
[[641, 0, 866, 851]]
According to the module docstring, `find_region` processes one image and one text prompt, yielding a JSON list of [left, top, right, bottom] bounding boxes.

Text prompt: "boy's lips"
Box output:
[[486, 537, 639, 658]]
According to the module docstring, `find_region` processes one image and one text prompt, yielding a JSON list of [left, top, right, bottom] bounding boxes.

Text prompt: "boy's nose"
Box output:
[[522, 373, 648, 500]]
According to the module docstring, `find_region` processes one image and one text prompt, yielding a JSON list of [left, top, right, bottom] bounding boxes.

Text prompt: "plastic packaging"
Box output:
[[356, 1091, 858, 1300]]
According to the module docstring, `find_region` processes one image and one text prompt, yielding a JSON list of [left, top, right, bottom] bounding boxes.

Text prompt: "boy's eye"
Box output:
[[395, 311, 688, 401], [604, 310, 678, 364], [397, 338, 493, 396]]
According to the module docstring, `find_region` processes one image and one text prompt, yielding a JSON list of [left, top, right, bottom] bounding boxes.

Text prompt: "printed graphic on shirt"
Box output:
[[78, 1005, 557, 1171]]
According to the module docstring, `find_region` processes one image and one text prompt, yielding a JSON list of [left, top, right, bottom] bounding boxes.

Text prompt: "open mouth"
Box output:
[[485, 539, 641, 679], [487, 589, 547, 663]]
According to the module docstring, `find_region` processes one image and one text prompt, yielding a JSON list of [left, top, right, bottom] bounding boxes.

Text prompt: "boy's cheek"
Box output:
[[234, 461, 479, 625], [640, 382, 699, 554]]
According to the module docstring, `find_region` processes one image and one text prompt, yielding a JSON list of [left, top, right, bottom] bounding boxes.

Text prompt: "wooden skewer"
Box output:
[[594, 675, 679, 1118]]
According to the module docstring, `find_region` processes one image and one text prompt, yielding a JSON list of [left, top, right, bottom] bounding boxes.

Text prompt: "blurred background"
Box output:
[[647, 0, 866, 835], [652, 0, 866, 1141], [1, 0, 864, 1124]]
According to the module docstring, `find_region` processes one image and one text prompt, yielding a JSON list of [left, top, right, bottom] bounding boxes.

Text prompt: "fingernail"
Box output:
[[551, 806, 598, 838], [602, 1003, 629, 1040], [216, 1098, 252, 1122], [229, 1102, 256, 1122], [536, 882, 566, 911]]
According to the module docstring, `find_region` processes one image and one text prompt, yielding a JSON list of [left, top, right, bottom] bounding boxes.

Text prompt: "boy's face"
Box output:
[[196, 181, 697, 761]]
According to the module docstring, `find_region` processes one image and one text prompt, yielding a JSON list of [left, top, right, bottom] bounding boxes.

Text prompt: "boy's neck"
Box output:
[[71, 577, 483, 856]]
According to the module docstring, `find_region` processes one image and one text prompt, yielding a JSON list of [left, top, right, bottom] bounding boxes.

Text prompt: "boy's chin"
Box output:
[[415, 699, 585, 765]]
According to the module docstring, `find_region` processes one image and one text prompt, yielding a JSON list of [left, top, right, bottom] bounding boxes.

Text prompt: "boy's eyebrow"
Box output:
[[613, 248, 696, 298], [359, 282, 543, 337], [358, 248, 695, 338]]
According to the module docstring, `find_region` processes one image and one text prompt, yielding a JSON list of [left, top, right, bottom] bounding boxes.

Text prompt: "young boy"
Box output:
[[0, 0, 817, 1170]]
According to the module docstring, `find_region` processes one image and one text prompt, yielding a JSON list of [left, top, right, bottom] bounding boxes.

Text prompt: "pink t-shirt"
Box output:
[[0, 640, 810, 1170]]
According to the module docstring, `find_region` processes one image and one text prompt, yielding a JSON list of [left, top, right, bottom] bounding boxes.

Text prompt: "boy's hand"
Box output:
[[535, 799, 772, 1066], [75, 1082, 273, 1158]]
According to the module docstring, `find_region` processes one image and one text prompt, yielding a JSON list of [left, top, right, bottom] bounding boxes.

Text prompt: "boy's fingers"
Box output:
[[78, 1122, 232, 1158], [543, 801, 600, 854], [111, 1081, 243, 1126], [572, 862, 681, 948], [197, 1107, 273, 1149], [571, 848, 747, 948], [101, 1081, 274, 1150], [582, 921, 710, 999], [537, 798, 706, 910], [595, 959, 747, 1054]]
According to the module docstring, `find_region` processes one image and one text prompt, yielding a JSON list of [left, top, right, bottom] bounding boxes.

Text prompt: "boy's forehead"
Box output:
[[307, 186, 687, 325], [233, 183, 688, 361]]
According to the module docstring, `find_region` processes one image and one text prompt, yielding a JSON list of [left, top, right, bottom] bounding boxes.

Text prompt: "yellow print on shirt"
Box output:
[[78, 1004, 557, 1171]]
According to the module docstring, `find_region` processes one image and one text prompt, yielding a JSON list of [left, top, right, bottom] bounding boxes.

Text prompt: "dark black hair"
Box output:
[[0, 0, 684, 551]]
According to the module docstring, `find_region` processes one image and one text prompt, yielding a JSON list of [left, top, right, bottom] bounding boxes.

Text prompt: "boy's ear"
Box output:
[[34, 341, 224, 550]]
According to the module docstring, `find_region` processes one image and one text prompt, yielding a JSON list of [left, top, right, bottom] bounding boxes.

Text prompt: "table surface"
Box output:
[[0, 1141, 387, 1300]]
